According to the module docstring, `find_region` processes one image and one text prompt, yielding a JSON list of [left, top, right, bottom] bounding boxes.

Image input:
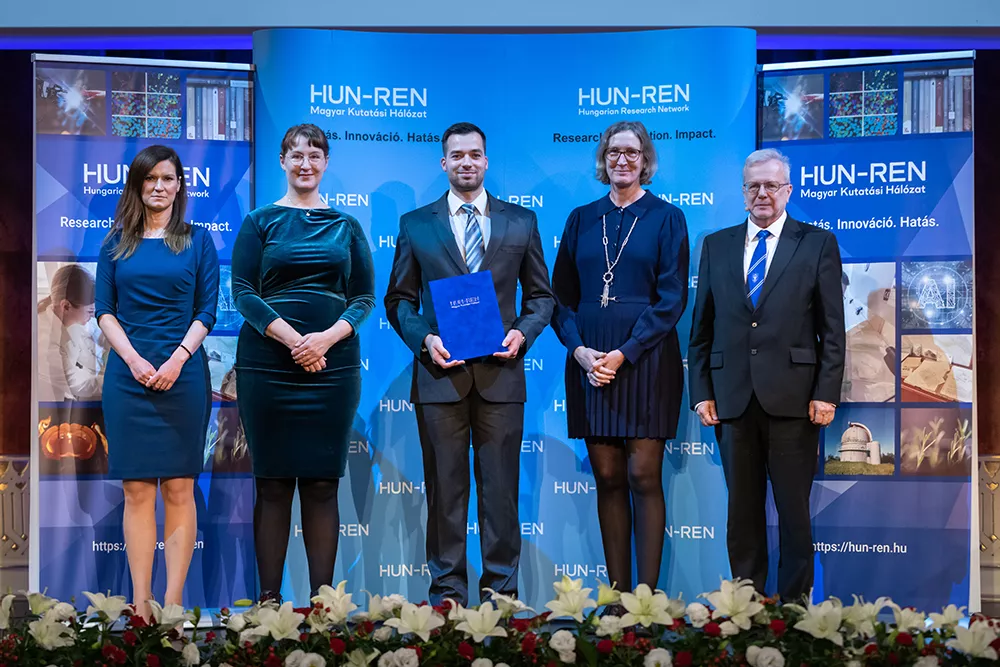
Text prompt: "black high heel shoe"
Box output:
[[258, 590, 283, 605]]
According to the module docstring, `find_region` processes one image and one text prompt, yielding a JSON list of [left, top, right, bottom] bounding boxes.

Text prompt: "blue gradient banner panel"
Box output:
[[760, 56, 975, 608], [253, 28, 757, 608], [32, 57, 254, 607]]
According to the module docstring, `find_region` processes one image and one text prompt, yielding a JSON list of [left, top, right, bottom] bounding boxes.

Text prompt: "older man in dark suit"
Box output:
[[688, 148, 845, 601]]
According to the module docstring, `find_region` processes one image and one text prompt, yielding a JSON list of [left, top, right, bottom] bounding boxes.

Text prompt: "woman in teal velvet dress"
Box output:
[[232, 124, 375, 602]]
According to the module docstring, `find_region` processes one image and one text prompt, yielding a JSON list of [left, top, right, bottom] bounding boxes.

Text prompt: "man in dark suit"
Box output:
[[688, 148, 845, 601], [384, 122, 554, 606]]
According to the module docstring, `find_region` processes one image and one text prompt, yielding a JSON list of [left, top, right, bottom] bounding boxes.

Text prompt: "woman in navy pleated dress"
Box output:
[[551, 121, 689, 600], [96, 145, 219, 618]]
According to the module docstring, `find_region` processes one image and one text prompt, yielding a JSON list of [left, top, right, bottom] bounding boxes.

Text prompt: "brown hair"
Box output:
[[280, 123, 330, 156], [595, 120, 659, 185], [105, 145, 191, 260], [38, 264, 95, 313]]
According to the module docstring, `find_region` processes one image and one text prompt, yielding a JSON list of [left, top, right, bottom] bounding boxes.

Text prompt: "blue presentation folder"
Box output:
[[428, 270, 506, 361]]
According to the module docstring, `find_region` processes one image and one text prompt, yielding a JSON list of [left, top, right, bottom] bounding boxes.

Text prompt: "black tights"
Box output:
[[254, 477, 340, 597], [586, 438, 666, 592]]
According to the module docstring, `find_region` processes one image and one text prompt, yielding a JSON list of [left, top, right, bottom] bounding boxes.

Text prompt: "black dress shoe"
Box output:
[[258, 590, 283, 605], [600, 603, 627, 618]]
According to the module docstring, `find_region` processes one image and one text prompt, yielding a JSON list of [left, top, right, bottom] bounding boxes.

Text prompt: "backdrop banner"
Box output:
[[31, 55, 255, 607], [759, 54, 975, 609], [252, 27, 757, 608]]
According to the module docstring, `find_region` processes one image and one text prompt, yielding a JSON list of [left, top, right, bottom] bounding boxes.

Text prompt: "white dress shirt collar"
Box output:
[[746, 210, 787, 242], [448, 189, 489, 217]]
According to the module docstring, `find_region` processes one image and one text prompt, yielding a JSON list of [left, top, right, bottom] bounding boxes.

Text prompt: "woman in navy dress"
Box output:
[[232, 124, 375, 602], [551, 121, 689, 599], [96, 145, 219, 617]]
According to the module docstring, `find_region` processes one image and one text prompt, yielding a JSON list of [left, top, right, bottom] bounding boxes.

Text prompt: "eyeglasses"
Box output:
[[743, 181, 789, 195], [286, 153, 326, 166], [605, 148, 642, 162]]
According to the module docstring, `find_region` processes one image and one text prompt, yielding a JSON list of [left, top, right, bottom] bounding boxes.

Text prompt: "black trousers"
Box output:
[[717, 393, 819, 601], [415, 393, 523, 606]]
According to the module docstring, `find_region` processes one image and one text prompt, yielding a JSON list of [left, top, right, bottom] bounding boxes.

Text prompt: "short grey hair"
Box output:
[[595, 121, 658, 185], [743, 148, 791, 183]]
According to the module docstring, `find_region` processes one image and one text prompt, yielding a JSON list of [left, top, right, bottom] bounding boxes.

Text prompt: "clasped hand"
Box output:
[[424, 329, 525, 369], [291, 331, 338, 372], [129, 355, 183, 391], [574, 346, 624, 387]]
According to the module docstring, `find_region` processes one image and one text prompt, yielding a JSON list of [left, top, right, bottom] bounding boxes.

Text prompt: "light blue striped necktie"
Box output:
[[462, 203, 485, 272], [746, 228, 770, 307]]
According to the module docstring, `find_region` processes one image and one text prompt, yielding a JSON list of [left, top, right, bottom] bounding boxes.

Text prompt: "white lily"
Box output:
[[83, 592, 130, 623], [888, 603, 925, 633], [620, 584, 673, 628], [455, 602, 506, 643], [446, 599, 468, 623], [312, 581, 357, 624], [793, 600, 844, 646], [596, 582, 621, 606], [383, 603, 444, 642], [285, 649, 327, 667], [43, 602, 76, 623], [553, 575, 584, 596], [929, 603, 966, 629], [28, 617, 76, 650], [22, 591, 58, 616], [0, 594, 14, 630], [545, 587, 597, 622], [704, 579, 763, 630], [344, 649, 380, 667], [842, 595, 889, 639], [226, 613, 247, 633], [382, 594, 407, 611], [256, 602, 306, 641], [947, 623, 999, 660], [483, 588, 533, 617], [361, 594, 391, 622], [664, 595, 687, 620], [149, 600, 194, 629]]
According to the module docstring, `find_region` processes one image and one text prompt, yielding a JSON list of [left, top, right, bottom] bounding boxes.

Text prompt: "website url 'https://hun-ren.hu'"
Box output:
[[814, 541, 908, 554]]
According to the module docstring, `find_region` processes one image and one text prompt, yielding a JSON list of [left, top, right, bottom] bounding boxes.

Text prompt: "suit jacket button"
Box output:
[[751, 322, 758, 328], [751, 348, 757, 355]]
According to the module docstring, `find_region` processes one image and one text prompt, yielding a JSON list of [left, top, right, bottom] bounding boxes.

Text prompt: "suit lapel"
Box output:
[[479, 193, 507, 271], [430, 193, 468, 275], [755, 217, 803, 311], [728, 224, 753, 312]]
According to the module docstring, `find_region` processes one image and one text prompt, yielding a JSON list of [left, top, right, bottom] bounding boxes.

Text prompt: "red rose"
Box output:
[[521, 632, 538, 654], [458, 641, 475, 660], [330, 637, 347, 655], [597, 639, 614, 654], [888, 652, 900, 665], [300, 633, 309, 642], [363, 621, 375, 635], [510, 617, 532, 633], [145, 656, 160, 667], [408, 646, 423, 659], [205, 631, 216, 643], [704, 621, 722, 637], [991, 637, 1000, 653], [671, 618, 686, 631], [896, 632, 914, 647], [122, 631, 137, 647], [264, 653, 283, 667], [622, 631, 637, 646], [129, 614, 148, 629], [674, 651, 693, 667], [220, 607, 230, 616], [770, 618, 786, 637], [294, 607, 313, 617], [865, 643, 879, 655]]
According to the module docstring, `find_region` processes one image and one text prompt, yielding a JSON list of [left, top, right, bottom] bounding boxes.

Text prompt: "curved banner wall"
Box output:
[[253, 28, 757, 607], [759, 55, 975, 610], [31, 56, 256, 607]]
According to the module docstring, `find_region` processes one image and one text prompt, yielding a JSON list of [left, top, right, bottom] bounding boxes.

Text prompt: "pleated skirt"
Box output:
[[564, 302, 684, 440]]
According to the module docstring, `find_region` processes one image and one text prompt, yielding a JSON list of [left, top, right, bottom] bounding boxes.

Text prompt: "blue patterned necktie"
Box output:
[[746, 228, 770, 307], [462, 203, 485, 272]]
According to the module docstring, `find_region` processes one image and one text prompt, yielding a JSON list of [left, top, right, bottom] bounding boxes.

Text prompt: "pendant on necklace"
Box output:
[[600, 272, 616, 308]]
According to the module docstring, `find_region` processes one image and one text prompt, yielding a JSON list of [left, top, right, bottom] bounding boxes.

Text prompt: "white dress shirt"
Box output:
[[37, 306, 105, 401], [743, 211, 787, 281], [447, 189, 491, 260]]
